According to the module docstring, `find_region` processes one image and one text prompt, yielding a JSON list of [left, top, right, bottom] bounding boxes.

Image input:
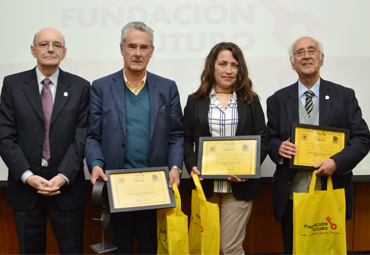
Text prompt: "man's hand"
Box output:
[[91, 166, 108, 185], [169, 168, 180, 188], [278, 138, 297, 159], [50, 175, 67, 188], [228, 175, 248, 183], [313, 158, 338, 176], [26, 175, 60, 196]]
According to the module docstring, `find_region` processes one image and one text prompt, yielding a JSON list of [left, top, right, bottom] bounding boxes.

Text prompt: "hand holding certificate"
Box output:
[[290, 123, 350, 170], [105, 167, 176, 213], [197, 136, 261, 179]]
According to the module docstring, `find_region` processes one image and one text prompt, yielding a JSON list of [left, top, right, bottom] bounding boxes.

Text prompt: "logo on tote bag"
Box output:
[[303, 216, 338, 231], [326, 216, 337, 230], [195, 214, 204, 232]]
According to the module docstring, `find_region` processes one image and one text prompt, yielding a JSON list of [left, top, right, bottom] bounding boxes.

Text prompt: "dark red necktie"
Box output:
[[41, 78, 53, 161]]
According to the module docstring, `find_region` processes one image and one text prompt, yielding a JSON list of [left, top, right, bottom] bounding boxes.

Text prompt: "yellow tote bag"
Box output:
[[293, 171, 346, 255], [157, 184, 189, 255], [188, 175, 220, 255]]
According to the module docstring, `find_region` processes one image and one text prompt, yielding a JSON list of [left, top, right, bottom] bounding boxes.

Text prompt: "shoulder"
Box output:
[[92, 70, 123, 86], [187, 94, 198, 103], [60, 69, 90, 87], [248, 95, 265, 111], [321, 78, 354, 94], [184, 94, 203, 111], [2, 69, 36, 94], [236, 95, 263, 113], [186, 94, 207, 106], [3, 68, 35, 83], [269, 83, 297, 98], [250, 94, 261, 104], [267, 82, 297, 102], [147, 71, 176, 86]]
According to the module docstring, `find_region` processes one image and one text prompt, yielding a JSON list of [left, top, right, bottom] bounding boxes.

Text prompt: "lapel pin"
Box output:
[[64, 92, 68, 97], [325, 95, 330, 100]]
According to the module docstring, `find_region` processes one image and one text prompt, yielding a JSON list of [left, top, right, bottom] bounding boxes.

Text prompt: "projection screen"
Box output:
[[1, 0, 369, 181]]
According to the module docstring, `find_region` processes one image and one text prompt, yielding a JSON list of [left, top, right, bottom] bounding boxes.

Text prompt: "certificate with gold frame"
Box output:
[[290, 123, 350, 170], [197, 136, 261, 179], [105, 167, 175, 213]]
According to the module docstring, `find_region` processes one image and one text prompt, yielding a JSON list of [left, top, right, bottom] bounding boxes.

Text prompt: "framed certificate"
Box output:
[[105, 167, 176, 213], [197, 136, 261, 179], [290, 123, 350, 170]]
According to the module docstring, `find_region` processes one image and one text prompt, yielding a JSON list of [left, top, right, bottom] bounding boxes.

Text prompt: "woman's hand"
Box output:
[[228, 175, 248, 183], [190, 166, 203, 181]]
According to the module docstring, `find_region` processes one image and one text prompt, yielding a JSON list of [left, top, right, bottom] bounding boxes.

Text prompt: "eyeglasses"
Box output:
[[293, 48, 321, 57], [34, 41, 64, 51]]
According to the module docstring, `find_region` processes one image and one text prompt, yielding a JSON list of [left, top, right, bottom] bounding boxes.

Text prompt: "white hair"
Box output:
[[120, 21, 154, 50]]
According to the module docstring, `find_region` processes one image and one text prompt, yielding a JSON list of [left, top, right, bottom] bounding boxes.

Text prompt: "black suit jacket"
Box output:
[[267, 78, 370, 222], [0, 68, 89, 211], [184, 94, 269, 201]]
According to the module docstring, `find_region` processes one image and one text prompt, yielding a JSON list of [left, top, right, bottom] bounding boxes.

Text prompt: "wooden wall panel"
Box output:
[[353, 183, 370, 251], [0, 188, 109, 254], [243, 185, 284, 253], [0, 190, 18, 254]]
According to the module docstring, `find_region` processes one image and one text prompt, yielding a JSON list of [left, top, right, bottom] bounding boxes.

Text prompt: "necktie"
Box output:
[[41, 78, 53, 161], [305, 90, 314, 117]]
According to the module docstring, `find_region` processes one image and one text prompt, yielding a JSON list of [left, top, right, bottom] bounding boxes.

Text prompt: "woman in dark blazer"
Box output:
[[184, 42, 269, 255]]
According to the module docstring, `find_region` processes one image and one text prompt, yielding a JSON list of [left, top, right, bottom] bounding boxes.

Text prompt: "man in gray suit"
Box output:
[[267, 36, 370, 254]]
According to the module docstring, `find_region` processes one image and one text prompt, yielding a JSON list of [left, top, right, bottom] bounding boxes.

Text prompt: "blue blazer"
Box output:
[[0, 68, 89, 211], [85, 70, 184, 171], [267, 78, 370, 222]]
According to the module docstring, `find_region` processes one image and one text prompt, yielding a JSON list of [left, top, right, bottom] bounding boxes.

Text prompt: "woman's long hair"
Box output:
[[193, 42, 256, 103]]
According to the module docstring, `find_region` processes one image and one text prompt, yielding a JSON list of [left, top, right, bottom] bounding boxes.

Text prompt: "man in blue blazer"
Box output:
[[0, 27, 89, 254], [85, 22, 184, 254], [267, 36, 370, 254]]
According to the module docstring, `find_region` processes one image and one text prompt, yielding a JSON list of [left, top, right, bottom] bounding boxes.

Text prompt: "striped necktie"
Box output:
[[305, 90, 314, 117]]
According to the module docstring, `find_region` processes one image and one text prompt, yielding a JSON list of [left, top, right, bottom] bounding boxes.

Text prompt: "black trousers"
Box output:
[[107, 209, 157, 255], [13, 196, 84, 254], [281, 199, 293, 255], [13, 167, 84, 254]]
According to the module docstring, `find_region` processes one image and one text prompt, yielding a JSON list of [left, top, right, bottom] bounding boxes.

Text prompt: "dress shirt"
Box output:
[[123, 69, 147, 95], [298, 78, 320, 106], [208, 89, 238, 193]]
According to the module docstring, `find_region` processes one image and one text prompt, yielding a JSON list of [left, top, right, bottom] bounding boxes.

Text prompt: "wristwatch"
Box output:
[[170, 165, 182, 177]]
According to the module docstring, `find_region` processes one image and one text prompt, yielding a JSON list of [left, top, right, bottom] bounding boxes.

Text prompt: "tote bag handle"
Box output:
[[309, 170, 333, 194], [192, 175, 207, 201]]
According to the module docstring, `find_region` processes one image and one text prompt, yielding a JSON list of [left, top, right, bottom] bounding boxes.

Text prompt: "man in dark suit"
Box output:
[[0, 27, 89, 254], [85, 21, 184, 254], [267, 36, 370, 254]]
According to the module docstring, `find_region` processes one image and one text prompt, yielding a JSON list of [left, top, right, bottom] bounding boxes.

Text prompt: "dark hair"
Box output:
[[193, 42, 256, 103]]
